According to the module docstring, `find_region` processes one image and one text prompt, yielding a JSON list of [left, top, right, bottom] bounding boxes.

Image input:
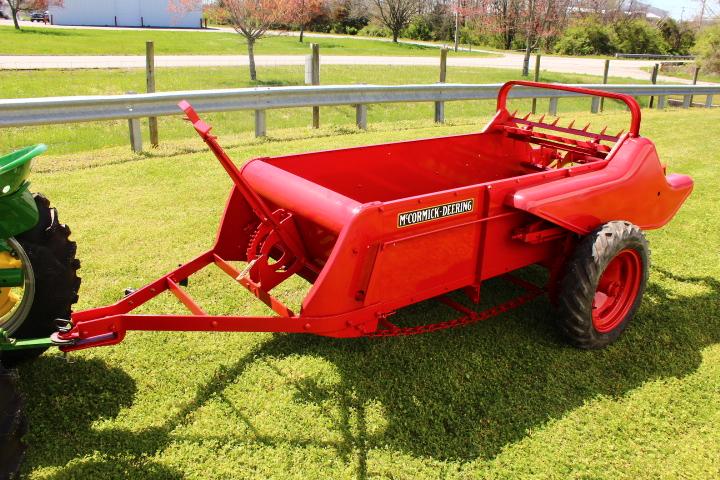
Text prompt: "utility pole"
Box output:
[[699, 0, 707, 27], [453, 1, 460, 53]]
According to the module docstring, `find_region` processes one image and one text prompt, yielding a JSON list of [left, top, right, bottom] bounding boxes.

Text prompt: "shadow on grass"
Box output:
[[18, 268, 720, 478], [10, 28, 74, 37]]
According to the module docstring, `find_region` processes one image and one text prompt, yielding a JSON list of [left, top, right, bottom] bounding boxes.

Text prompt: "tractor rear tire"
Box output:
[[557, 221, 649, 349], [0, 364, 26, 480], [1, 194, 80, 366]]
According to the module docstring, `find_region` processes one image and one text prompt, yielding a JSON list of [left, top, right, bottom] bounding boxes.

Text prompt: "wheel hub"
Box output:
[[0, 239, 35, 335], [592, 249, 642, 333]]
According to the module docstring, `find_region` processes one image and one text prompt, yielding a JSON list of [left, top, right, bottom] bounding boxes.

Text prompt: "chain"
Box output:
[[365, 285, 544, 338]]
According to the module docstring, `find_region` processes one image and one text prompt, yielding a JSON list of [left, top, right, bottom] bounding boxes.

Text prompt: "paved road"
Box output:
[[0, 53, 691, 83], [0, 19, 706, 84]]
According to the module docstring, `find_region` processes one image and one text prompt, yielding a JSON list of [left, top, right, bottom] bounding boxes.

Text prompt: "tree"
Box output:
[[517, 0, 571, 76], [658, 18, 696, 55], [612, 18, 669, 54], [5, 0, 63, 30], [222, 0, 291, 81], [554, 16, 614, 55], [471, 0, 570, 75], [371, 0, 420, 42], [288, 0, 327, 42], [693, 22, 720, 73]]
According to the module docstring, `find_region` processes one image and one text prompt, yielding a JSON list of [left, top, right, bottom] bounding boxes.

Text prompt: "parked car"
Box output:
[[29, 11, 48, 23]]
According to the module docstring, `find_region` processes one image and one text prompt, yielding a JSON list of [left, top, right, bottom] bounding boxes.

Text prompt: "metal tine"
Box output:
[[616, 129, 625, 137], [510, 109, 519, 118], [522, 112, 532, 120], [599, 126, 608, 135], [537, 114, 546, 124], [582, 123, 591, 132], [567, 120, 575, 129], [550, 117, 560, 126]]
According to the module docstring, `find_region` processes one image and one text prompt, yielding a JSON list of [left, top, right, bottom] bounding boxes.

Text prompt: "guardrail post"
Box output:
[[128, 118, 142, 153], [590, 96, 600, 114], [682, 95, 691, 108], [126, 91, 142, 153], [549, 97, 558, 116], [435, 48, 448, 123], [649, 63, 659, 109], [254, 110, 266, 137], [531, 54, 541, 114], [600, 59, 610, 112], [146, 41, 159, 147], [356, 104, 367, 130], [706, 95, 714, 108], [657, 95, 666, 110]]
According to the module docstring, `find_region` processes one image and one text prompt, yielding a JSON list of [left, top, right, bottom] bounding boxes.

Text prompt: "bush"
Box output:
[[612, 19, 669, 54], [554, 17, 614, 55], [358, 24, 391, 38], [404, 16, 433, 41], [658, 18, 696, 55], [203, 5, 230, 26], [694, 23, 720, 74], [459, 25, 482, 46]]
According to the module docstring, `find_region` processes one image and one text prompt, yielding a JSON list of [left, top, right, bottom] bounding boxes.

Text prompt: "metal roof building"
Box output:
[[48, 0, 203, 29]]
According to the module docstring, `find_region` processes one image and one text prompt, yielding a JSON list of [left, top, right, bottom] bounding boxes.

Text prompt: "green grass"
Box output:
[[15, 107, 720, 478], [0, 26, 496, 57], [2, 64, 658, 155]]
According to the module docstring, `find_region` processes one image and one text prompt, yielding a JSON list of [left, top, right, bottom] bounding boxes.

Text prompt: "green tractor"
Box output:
[[0, 145, 81, 479]]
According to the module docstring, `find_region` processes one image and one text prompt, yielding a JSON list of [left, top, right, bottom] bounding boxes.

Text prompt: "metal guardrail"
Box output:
[[1, 83, 717, 149], [614, 54, 695, 60]]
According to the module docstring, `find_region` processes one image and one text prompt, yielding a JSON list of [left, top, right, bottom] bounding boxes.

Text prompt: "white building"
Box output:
[[48, 0, 203, 29]]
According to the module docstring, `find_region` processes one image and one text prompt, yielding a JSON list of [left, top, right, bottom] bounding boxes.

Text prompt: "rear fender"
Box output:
[[0, 145, 46, 238], [509, 137, 693, 234]]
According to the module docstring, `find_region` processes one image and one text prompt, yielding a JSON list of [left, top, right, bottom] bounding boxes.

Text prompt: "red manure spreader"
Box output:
[[1, 81, 694, 360]]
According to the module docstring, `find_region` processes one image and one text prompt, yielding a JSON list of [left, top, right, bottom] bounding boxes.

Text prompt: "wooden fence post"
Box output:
[[146, 41, 159, 147], [690, 65, 700, 106], [600, 59, 610, 112], [531, 54, 540, 114], [310, 43, 320, 129], [435, 48, 448, 123], [649, 63, 659, 109]]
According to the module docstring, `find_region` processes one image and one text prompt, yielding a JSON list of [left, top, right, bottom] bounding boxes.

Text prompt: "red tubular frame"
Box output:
[[497, 81, 642, 137]]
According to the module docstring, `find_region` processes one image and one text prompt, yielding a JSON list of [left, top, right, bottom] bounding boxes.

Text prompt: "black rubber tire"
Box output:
[[557, 221, 649, 349], [1, 194, 81, 365], [0, 364, 26, 480]]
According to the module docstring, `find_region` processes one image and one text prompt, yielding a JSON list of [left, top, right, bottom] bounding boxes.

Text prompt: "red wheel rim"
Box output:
[[592, 249, 642, 334]]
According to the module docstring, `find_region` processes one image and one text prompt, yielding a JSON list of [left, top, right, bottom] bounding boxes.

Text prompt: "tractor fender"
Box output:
[[508, 137, 693, 235]]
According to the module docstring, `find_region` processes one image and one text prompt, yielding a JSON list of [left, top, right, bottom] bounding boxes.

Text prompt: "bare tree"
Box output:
[[372, 0, 420, 42], [222, 0, 291, 81], [519, 0, 571, 76]]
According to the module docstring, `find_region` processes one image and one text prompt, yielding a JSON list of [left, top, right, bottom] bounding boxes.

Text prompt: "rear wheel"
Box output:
[[0, 194, 80, 365], [0, 363, 26, 480], [557, 221, 649, 349]]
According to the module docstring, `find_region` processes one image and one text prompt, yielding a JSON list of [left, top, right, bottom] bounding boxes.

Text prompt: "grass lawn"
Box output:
[[1, 64, 659, 155], [0, 26, 496, 57], [14, 107, 720, 479]]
